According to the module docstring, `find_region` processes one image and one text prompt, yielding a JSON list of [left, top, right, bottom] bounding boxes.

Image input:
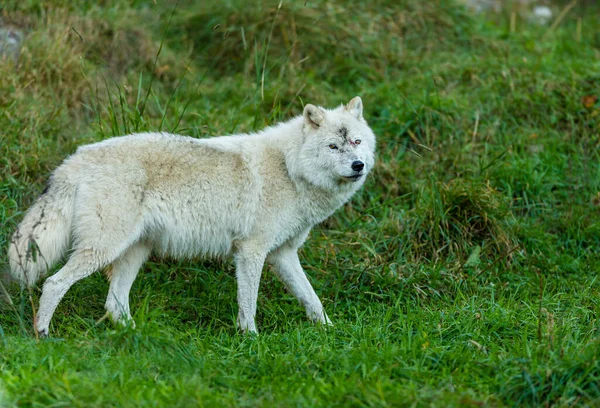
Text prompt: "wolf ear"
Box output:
[[303, 104, 325, 129], [346, 96, 363, 119]]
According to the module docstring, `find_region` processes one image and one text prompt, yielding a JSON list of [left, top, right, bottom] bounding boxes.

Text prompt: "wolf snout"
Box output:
[[351, 161, 365, 172]]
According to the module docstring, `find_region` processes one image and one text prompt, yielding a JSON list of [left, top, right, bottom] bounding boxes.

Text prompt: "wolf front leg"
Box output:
[[234, 248, 267, 334], [268, 246, 331, 325]]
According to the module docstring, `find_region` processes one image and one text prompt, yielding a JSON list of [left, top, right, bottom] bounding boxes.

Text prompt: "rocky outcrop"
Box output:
[[0, 22, 23, 61], [459, 0, 554, 24]]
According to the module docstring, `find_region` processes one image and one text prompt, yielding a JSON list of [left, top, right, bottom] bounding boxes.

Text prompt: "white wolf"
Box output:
[[8, 97, 376, 336]]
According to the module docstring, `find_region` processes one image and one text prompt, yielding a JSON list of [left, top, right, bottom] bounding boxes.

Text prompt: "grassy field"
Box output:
[[2, 0, 600, 406]]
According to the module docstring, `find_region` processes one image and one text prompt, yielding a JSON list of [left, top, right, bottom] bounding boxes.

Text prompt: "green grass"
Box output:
[[2, 0, 600, 406]]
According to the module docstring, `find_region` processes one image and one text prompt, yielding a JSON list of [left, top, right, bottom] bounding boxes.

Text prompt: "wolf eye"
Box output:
[[329, 144, 338, 150], [355, 139, 361, 145]]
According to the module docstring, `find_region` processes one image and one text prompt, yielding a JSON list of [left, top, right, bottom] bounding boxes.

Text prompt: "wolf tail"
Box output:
[[8, 173, 76, 288]]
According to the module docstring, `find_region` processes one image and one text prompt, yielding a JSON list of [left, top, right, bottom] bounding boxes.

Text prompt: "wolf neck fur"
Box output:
[[259, 115, 360, 195], [269, 116, 360, 218]]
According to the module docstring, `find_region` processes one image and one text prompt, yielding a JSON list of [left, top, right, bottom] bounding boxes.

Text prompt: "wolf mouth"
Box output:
[[344, 174, 363, 182]]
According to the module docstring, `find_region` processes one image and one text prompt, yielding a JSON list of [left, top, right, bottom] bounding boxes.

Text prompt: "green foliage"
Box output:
[[406, 176, 515, 263], [2, 0, 600, 406]]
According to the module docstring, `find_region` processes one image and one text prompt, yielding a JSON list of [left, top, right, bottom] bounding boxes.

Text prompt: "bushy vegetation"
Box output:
[[2, 0, 600, 406]]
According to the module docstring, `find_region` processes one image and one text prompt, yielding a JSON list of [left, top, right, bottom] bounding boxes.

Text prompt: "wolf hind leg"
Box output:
[[35, 248, 112, 336], [36, 182, 146, 336], [105, 242, 151, 325]]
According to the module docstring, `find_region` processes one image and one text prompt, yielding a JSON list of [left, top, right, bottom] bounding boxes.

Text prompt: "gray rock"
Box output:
[[530, 6, 553, 25], [0, 25, 23, 61], [459, 0, 554, 26]]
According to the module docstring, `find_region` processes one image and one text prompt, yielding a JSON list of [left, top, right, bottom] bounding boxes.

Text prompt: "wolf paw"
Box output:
[[237, 316, 258, 335], [114, 315, 136, 329], [308, 310, 332, 326]]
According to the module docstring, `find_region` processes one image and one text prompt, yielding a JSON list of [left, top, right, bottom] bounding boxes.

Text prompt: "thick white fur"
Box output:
[[8, 97, 376, 336]]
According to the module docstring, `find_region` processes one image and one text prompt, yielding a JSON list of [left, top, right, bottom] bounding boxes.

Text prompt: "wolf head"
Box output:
[[297, 96, 376, 190]]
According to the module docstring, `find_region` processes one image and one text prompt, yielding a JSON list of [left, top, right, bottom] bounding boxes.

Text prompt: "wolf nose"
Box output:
[[351, 161, 364, 172]]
